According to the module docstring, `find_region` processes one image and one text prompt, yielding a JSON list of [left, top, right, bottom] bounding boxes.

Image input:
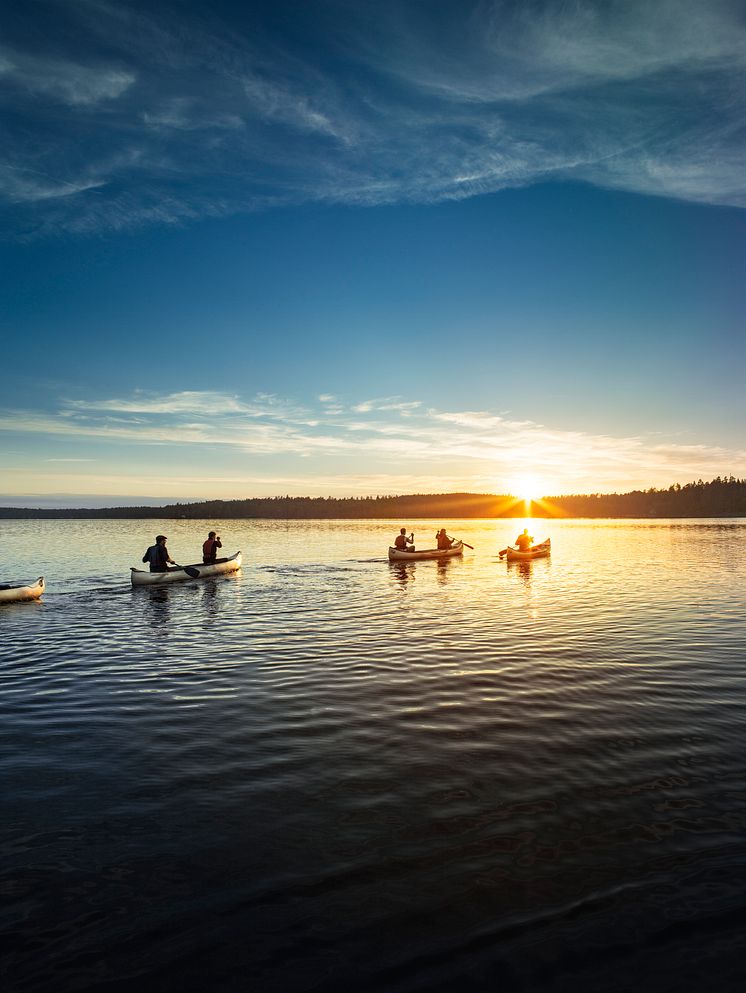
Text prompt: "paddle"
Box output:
[[172, 562, 200, 578], [458, 540, 475, 550]]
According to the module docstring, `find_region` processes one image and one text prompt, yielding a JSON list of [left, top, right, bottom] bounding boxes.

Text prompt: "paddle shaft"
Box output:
[[172, 562, 201, 577]]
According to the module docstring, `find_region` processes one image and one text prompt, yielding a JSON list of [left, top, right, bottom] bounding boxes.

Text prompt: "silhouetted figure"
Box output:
[[143, 535, 174, 572], [394, 527, 415, 552], [436, 528, 454, 550], [514, 528, 533, 553]]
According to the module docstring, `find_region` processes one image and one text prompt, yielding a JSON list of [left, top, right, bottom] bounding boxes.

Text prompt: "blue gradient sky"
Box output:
[[1, 0, 745, 505]]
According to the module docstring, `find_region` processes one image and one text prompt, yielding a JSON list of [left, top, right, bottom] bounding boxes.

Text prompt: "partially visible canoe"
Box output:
[[505, 539, 551, 561], [131, 552, 242, 586], [388, 541, 464, 562], [0, 576, 45, 604]]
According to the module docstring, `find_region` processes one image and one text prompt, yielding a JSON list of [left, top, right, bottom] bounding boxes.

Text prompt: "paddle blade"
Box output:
[[173, 563, 201, 578]]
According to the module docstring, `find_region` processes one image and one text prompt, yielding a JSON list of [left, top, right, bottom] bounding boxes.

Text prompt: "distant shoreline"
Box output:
[[1, 478, 744, 519], [0, 513, 743, 520]]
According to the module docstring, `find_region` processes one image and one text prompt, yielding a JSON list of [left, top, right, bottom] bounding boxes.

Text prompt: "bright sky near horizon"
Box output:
[[1, 0, 745, 506]]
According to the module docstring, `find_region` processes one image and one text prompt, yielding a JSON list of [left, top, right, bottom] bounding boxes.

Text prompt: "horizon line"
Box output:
[[0, 476, 742, 512]]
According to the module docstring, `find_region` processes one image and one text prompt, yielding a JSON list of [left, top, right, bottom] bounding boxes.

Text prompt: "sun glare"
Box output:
[[509, 477, 544, 503]]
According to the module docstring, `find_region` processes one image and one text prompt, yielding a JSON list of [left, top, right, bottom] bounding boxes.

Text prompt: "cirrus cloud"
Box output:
[[1, 0, 745, 236]]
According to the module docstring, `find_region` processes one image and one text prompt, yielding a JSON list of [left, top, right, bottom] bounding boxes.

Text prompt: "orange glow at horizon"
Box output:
[[509, 476, 544, 503], [500, 476, 569, 519]]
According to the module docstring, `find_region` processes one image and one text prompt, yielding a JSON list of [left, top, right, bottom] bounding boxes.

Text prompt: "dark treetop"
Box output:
[[0, 477, 744, 519]]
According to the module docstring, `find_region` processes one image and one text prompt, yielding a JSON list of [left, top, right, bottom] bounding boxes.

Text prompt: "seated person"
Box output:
[[202, 531, 222, 564], [143, 535, 174, 572], [436, 528, 454, 550], [515, 528, 533, 552], [394, 528, 415, 552]]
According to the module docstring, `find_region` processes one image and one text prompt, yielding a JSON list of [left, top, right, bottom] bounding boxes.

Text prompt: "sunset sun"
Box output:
[[509, 477, 544, 503]]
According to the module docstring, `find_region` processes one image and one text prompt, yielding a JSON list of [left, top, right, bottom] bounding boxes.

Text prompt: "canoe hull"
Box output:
[[506, 539, 551, 561], [388, 541, 464, 561], [0, 576, 45, 603], [131, 552, 242, 586]]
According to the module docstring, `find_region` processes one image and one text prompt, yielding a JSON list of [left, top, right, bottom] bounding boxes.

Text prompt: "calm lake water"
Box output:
[[2, 517, 746, 993]]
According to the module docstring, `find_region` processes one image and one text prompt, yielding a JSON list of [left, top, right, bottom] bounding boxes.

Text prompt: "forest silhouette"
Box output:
[[1, 477, 744, 519]]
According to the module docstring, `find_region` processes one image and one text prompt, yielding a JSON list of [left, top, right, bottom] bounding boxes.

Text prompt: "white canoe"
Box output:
[[131, 552, 242, 586], [505, 539, 551, 561], [388, 541, 464, 562], [0, 576, 45, 604]]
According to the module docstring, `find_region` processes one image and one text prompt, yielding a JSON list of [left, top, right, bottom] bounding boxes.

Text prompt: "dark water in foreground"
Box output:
[[2, 518, 746, 992]]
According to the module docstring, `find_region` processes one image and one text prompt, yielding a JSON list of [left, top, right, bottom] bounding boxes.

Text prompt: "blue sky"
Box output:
[[1, 0, 745, 505]]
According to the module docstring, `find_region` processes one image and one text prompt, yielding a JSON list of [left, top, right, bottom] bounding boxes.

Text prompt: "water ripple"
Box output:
[[2, 518, 746, 991]]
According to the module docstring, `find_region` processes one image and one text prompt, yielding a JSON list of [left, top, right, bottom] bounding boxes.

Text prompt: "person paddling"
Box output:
[[514, 528, 533, 553], [142, 535, 174, 573], [202, 530, 222, 564], [436, 528, 454, 550], [394, 527, 415, 552]]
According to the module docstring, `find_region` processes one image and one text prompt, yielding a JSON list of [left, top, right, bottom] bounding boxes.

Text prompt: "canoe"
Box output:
[[388, 541, 464, 562], [506, 539, 551, 562], [131, 552, 242, 586], [0, 576, 45, 604]]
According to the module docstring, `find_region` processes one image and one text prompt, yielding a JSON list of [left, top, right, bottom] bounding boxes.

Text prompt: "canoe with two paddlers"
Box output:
[[388, 541, 464, 562], [0, 576, 45, 604], [130, 552, 242, 586]]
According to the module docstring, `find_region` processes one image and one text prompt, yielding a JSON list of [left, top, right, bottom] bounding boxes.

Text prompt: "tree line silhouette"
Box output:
[[1, 477, 745, 519]]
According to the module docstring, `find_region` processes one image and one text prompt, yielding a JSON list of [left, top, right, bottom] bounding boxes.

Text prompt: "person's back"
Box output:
[[515, 529, 533, 552], [394, 528, 414, 552], [203, 531, 222, 563], [143, 538, 170, 572], [436, 529, 452, 550]]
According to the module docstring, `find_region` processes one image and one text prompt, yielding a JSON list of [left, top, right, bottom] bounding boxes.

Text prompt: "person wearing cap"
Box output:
[[142, 534, 175, 572], [202, 530, 222, 564]]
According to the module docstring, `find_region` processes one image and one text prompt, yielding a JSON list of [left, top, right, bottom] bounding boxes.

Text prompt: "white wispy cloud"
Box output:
[[1, 0, 744, 234], [0, 389, 743, 495], [0, 164, 108, 203], [143, 97, 244, 132], [352, 397, 423, 414], [0, 46, 135, 106]]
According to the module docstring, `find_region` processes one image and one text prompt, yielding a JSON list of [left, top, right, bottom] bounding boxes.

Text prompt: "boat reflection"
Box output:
[[506, 555, 551, 599], [389, 553, 462, 590]]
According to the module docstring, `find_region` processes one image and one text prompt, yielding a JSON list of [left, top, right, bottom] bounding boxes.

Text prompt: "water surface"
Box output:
[[2, 518, 746, 992]]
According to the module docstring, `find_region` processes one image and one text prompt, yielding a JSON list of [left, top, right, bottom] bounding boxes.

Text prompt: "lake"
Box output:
[[2, 517, 746, 992]]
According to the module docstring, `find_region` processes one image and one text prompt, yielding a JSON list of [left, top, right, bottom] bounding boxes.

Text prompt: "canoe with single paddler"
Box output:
[[505, 539, 551, 561]]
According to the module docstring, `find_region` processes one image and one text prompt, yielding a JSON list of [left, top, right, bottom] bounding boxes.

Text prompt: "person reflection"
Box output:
[[201, 579, 219, 618], [514, 560, 533, 586], [390, 560, 415, 590], [144, 585, 171, 627]]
